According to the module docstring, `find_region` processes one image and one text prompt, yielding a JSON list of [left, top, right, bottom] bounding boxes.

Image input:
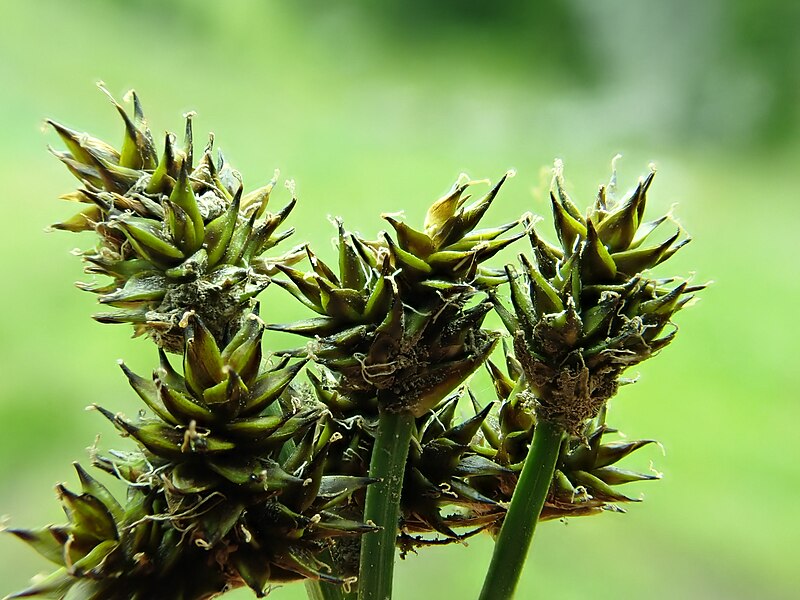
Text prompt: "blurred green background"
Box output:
[[1, 1, 798, 598]]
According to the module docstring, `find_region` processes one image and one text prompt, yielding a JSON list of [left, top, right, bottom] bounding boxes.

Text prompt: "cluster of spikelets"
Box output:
[[7, 91, 702, 599]]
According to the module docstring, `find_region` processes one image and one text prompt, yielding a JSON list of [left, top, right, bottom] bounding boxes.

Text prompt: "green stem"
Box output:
[[304, 547, 357, 600], [279, 435, 351, 600], [305, 578, 353, 600], [357, 409, 414, 600], [304, 581, 329, 600], [479, 419, 564, 600]]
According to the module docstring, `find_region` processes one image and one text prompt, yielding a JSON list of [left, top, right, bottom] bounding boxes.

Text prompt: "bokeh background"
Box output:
[[1, 1, 798, 598]]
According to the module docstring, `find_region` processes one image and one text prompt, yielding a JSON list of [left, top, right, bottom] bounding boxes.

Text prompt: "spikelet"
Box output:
[[270, 174, 522, 416], [48, 88, 299, 352], [8, 310, 376, 598], [7, 465, 230, 599], [492, 160, 705, 432]]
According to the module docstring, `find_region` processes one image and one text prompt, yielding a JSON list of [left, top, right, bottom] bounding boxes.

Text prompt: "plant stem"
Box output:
[[304, 581, 329, 600], [304, 548, 356, 600], [306, 578, 353, 600], [479, 418, 564, 600], [357, 409, 414, 600]]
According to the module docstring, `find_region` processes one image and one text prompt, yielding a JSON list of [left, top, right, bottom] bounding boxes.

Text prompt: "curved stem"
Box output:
[[479, 419, 564, 600], [357, 409, 414, 600]]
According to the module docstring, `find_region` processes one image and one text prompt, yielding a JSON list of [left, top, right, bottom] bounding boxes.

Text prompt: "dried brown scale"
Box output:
[[514, 333, 619, 434], [324, 299, 484, 415], [377, 328, 497, 415], [130, 276, 258, 352]]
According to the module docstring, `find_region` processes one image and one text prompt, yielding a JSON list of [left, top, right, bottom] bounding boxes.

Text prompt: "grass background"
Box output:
[[1, 1, 798, 598]]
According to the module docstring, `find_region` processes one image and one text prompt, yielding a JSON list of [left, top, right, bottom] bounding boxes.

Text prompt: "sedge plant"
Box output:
[[4, 90, 703, 600]]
